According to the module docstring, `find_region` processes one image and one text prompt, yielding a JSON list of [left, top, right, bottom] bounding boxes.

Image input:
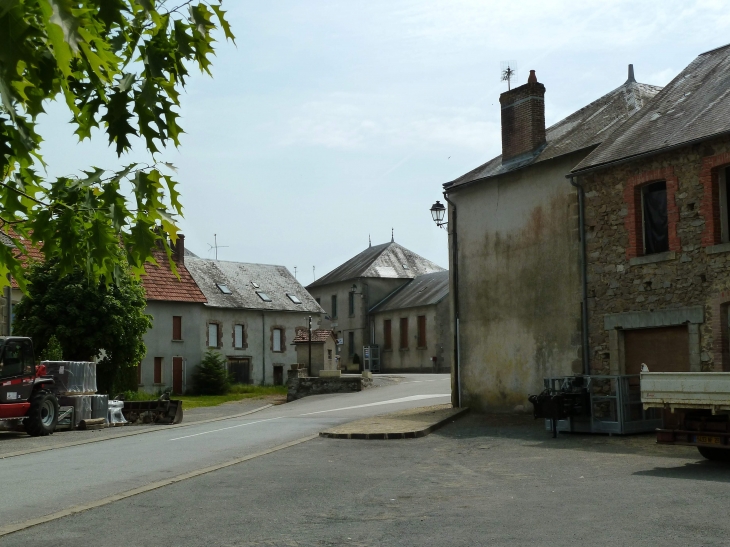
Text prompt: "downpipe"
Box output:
[[569, 175, 590, 376], [443, 192, 461, 407]]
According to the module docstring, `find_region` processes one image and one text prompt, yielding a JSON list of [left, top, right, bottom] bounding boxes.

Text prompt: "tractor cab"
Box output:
[[0, 337, 58, 435]]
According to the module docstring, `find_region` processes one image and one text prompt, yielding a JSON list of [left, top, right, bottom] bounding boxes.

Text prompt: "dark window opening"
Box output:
[[399, 318, 409, 349], [348, 291, 355, 316], [642, 181, 669, 255], [383, 320, 392, 350], [331, 295, 338, 318], [348, 331, 355, 356], [172, 316, 182, 341], [417, 315, 426, 348], [154, 357, 163, 384]]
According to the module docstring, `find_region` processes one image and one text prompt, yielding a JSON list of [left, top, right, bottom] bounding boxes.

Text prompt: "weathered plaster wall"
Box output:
[[372, 302, 449, 373], [449, 152, 584, 411], [581, 136, 730, 373]]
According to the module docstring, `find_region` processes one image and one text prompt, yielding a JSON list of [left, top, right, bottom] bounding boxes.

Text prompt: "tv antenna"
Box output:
[[207, 233, 229, 261], [501, 61, 518, 90]]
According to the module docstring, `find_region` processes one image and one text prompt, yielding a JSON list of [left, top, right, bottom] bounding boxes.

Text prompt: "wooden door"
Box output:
[[624, 326, 690, 374], [273, 365, 283, 386], [172, 357, 184, 395]]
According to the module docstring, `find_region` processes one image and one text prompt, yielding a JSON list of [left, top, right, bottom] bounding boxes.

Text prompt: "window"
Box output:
[[154, 357, 163, 384], [256, 291, 272, 302], [216, 283, 232, 294], [642, 181, 669, 255], [331, 295, 338, 318], [316, 297, 321, 305], [273, 328, 283, 352], [348, 291, 355, 316], [417, 315, 427, 348], [286, 293, 302, 304], [348, 331, 355, 356], [234, 324, 244, 348], [251, 281, 260, 289], [208, 323, 219, 348], [399, 318, 409, 349], [719, 167, 730, 243], [0, 339, 33, 379], [172, 316, 182, 341], [383, 320, 392, 350]]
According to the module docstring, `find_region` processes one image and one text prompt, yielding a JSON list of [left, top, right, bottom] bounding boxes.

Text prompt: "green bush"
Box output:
[[192, 351, 230, 395], [40, 335, 63, 361]]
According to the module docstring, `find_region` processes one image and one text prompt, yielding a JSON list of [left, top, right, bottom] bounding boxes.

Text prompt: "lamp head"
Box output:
[[430, 200, 446, 224]]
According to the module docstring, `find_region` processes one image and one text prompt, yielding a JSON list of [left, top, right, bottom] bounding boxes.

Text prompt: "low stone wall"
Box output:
[[287, 376, 372, 402]]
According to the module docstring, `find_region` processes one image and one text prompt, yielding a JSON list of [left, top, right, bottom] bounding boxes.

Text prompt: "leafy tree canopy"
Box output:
[[0, 0, 234, 290], [13, 256, 152, 393]]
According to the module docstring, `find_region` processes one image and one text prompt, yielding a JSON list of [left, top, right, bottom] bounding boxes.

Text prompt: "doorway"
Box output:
[[229, 358, 252, 384], [172, 357, 184, 395], [273, 365, 284, 386]]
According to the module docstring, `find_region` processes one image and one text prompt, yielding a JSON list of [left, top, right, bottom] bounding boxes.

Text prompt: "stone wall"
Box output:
[[580, 135, 730, 373], [286, 376, 371, 402]]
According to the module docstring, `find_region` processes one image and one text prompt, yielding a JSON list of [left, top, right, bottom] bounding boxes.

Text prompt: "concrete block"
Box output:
[[361, 371, 373, 379], [319, 369, 341, 378]]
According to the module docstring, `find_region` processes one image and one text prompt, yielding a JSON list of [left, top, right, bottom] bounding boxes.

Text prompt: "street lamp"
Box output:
[[430, 200, 447, 229]]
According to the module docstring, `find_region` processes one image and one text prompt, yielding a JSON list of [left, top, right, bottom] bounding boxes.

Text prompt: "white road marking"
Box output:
[[298, 394, 452, 416], [169, 417, 282, 441]]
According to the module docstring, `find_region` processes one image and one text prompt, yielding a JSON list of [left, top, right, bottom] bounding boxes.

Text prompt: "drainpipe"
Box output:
[[261, 311, 266, 385], [308, 315, 312, 376], [6, 274, 11, 336], [442, 192, 461, 407], [570, 175, 590, 376]]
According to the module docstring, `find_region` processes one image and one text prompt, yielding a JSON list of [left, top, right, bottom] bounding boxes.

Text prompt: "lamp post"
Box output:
[[430, 197, 460, 407], [430, 200, 447, 229]]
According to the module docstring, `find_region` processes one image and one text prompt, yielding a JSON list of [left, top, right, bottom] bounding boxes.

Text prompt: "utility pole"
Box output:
[[308, 315, 312, 377]]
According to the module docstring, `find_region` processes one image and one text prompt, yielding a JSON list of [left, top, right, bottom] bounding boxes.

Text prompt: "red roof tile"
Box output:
[[4, 231, 44, 289], [292, 328, 335, 344], [141, 251, 207, 303]]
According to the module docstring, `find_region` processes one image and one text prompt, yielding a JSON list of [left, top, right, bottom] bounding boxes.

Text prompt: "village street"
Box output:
[[0, 374, 450, 535], [3, 404, 729, 547]]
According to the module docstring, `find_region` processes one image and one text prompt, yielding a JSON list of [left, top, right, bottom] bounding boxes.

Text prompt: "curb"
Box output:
[[319, 407, 470, 440]]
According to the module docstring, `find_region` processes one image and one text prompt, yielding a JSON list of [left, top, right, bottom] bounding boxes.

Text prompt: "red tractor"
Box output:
[[0, 336, 58, 436]]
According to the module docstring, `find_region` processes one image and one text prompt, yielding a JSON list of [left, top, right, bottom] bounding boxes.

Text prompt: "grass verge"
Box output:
[[121, 384, 287, 409]]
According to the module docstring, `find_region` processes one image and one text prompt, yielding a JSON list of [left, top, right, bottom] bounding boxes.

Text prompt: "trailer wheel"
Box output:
[[697, 446, 730, 462], [24, 391, 59, 437]]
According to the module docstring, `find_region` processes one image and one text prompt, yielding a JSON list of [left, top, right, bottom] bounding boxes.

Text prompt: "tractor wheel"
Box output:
[[697, 446, 730, 462], [24, 390, 59, 437]]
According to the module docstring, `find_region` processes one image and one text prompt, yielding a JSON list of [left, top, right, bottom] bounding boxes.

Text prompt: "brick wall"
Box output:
[[581, 136, 730, 373], [500, 82, 546, 162]]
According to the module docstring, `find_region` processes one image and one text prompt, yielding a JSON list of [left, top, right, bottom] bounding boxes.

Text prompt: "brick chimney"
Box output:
[[173, 234, 185, 265], [499, 70, 546, 163]]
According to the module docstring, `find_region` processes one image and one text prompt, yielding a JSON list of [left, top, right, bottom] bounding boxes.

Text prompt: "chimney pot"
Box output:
[[176, 234, 185, 265], [527, 70, 537, 84], [626, 64, 636, 83]]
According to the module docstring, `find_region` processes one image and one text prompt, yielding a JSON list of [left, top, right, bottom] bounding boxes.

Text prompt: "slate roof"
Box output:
[[307, 242, 445, 289], [185, 257, 323, 313], [573, 44, 730, 173], [444, 71, 662, 190], [292, 328, 336, 344], [141, 251, 207, 303], [371, 271, 450, 313]]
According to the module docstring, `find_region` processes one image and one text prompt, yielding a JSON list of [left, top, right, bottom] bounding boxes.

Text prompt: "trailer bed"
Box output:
[[640, 372, 730, 412]]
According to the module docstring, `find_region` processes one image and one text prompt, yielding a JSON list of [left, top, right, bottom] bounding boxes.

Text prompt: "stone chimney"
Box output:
[[499, 69, 546, 163]]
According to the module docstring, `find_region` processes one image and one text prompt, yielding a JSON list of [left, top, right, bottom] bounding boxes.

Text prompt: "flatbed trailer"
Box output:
[[641, 372, 730, 461]]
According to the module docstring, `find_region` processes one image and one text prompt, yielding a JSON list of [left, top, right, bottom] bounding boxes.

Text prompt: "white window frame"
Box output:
[[273, 328, 283, 352], [208, 323, 219, 348], [234, 324, 244, 349]]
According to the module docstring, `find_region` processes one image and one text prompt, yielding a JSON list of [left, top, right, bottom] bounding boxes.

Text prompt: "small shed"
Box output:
[[292, 329, 338, 376]]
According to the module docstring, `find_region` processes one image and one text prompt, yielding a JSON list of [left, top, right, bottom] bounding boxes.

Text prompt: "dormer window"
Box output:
[[216, 283, 232, 294], [287, 293, 302, 304], [256, 291, 272, 302]]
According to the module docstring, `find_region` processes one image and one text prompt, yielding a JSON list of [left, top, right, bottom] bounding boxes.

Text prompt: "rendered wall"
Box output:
[[449, 151, 584, 411]]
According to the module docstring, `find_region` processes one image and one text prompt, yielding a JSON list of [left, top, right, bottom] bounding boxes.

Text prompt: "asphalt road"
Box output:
[[0, 374, 450, 529], [6, 411, 730, 547]]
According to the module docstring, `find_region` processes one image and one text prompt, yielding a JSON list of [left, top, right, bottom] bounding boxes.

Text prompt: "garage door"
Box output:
[[624, 326, 690, 374]]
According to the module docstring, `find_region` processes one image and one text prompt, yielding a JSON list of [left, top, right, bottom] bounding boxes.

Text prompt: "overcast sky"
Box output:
[[37, 0, 730, 283]]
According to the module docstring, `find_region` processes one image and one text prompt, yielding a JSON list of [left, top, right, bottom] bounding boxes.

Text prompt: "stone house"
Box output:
[[306, 239, 445, 372], [370, 271, 451, 373], [292, 328, 337, 376], [442, 67, 661, 410], [569, 44, 730, 376], [140, 236, 323, 393]]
